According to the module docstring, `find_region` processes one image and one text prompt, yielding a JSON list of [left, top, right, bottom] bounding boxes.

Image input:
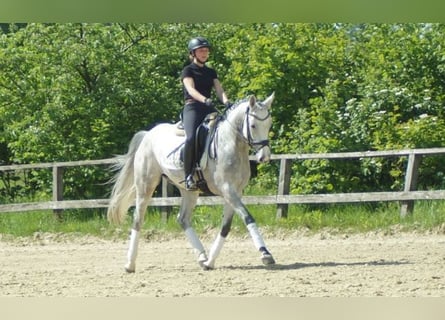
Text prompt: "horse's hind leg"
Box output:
[[125, 195, 148, 273], [176, 191, 208, 268], [204, 203, 234, 270], [125, 175, 160, 273]]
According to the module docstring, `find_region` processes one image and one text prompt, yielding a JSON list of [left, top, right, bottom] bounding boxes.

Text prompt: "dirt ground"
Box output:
[[1, 228, 444, 297]]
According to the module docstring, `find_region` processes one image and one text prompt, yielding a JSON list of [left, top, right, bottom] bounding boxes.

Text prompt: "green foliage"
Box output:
[[1, 23, 445, 202], [272, 23, 445, 194]]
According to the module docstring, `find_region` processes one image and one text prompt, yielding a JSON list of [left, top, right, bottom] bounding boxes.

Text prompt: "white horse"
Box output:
[[107, 93, 275, 272]]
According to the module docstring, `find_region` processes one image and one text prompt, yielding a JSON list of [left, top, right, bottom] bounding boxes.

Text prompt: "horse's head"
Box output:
[[242, 92, 274, 163]]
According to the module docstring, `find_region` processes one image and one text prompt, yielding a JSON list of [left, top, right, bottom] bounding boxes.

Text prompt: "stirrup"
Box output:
[[185, 175, 198, 191]]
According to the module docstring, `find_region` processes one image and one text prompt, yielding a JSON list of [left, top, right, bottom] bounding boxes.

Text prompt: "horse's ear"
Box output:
[[263, 92, 275, 109], [249, 95, 257, 107]]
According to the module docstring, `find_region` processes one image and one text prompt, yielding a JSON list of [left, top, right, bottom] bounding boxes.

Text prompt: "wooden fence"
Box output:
[[1, 148, 445, 219]]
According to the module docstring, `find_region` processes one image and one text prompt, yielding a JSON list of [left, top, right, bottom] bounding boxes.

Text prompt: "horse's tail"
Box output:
[[107, 131, 147, 225]]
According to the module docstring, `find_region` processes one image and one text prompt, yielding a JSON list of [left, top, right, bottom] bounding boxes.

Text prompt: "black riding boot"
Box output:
[[183, 142, 197, 191]]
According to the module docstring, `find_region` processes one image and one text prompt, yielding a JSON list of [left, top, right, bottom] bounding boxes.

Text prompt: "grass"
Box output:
[[1, 200, 444, 239]]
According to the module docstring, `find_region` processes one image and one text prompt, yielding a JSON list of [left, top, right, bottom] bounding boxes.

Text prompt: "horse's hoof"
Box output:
[[197, 252, 208, 267], [261, 254, 276, 266], [125, 263, 136, 273], [201, 260, 215, 271], [201, 263, 213, 271], [199, 259, 214, 271]]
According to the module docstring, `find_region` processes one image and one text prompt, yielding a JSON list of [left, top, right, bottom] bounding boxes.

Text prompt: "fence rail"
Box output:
[[2, 147, 445, 218]]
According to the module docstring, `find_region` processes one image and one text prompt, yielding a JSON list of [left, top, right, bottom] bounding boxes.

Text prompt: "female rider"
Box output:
[[181, 37, 231, 190]]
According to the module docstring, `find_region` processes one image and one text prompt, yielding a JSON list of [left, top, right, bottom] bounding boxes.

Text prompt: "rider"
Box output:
[[181, 36, 231, 190]]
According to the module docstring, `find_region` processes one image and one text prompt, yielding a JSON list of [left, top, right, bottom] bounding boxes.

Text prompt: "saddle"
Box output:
[[174, 112, 219, 192]]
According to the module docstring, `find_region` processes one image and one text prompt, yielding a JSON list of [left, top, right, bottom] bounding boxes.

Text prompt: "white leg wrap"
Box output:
[[208, 234, 225, 259], [185, 227, 205, 255], [125, 229, 140, 272], [247, 223, 266, 250], [204, 234, 225, 269]]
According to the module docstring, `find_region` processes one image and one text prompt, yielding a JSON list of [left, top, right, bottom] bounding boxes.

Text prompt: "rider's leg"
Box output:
[[182, 103, 217, 190], [182, 104, 200, 190]]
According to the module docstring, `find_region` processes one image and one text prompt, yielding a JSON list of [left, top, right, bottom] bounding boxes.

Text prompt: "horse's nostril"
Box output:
[[258, 155, 269, 163]]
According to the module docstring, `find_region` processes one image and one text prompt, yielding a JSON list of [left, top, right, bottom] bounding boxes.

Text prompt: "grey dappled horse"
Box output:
[[107, 93, 275, 272]]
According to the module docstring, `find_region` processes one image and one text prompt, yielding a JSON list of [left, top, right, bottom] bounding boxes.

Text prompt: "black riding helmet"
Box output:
[[188, 37, 211, 53]]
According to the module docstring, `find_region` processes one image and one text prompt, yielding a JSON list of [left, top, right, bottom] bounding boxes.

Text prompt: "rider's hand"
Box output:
[[204, 98, 213, 107], [224, 101, 233, 109]]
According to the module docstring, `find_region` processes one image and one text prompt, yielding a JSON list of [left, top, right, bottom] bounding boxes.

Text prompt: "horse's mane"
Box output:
[[227, 95, 268, 112], [223, 98, 250, 118], [229, 98, 250, 110]]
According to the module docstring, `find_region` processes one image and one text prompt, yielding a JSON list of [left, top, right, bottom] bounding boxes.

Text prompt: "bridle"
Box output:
[[211, 102, 271, 160], [243, 106, 271, 152]]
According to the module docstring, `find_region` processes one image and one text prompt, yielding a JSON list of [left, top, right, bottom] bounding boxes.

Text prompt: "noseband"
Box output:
[[244, 107, 271, 151]]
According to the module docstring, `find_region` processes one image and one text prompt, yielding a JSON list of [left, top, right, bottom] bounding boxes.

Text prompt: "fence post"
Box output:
[[52, 165, 64, 220], [400, 153, 422, 217], [276, 158, 292, 219], [161, 176, 174, 223]]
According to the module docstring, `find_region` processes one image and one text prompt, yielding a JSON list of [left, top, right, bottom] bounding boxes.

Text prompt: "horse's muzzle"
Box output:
[[256, 145, 271, 163]]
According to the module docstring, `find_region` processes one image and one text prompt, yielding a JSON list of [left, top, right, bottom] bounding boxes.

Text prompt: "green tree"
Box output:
[[1, 23, 445, 202]]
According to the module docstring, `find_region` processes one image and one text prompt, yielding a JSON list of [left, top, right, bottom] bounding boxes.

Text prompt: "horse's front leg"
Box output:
[[226, 193, 275, 266], [177, 191, 208, 268], [203, 203, 234, 270], [246, 218, 275, 266]]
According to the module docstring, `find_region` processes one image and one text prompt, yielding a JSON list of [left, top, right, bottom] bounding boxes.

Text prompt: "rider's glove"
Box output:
[[224, 101, 233, 109], [204, 98, 213, 107]]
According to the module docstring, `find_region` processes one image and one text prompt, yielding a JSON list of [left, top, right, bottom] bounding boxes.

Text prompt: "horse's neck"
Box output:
[[216, 105, 249, 157], [226, 106, 245, 127]]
